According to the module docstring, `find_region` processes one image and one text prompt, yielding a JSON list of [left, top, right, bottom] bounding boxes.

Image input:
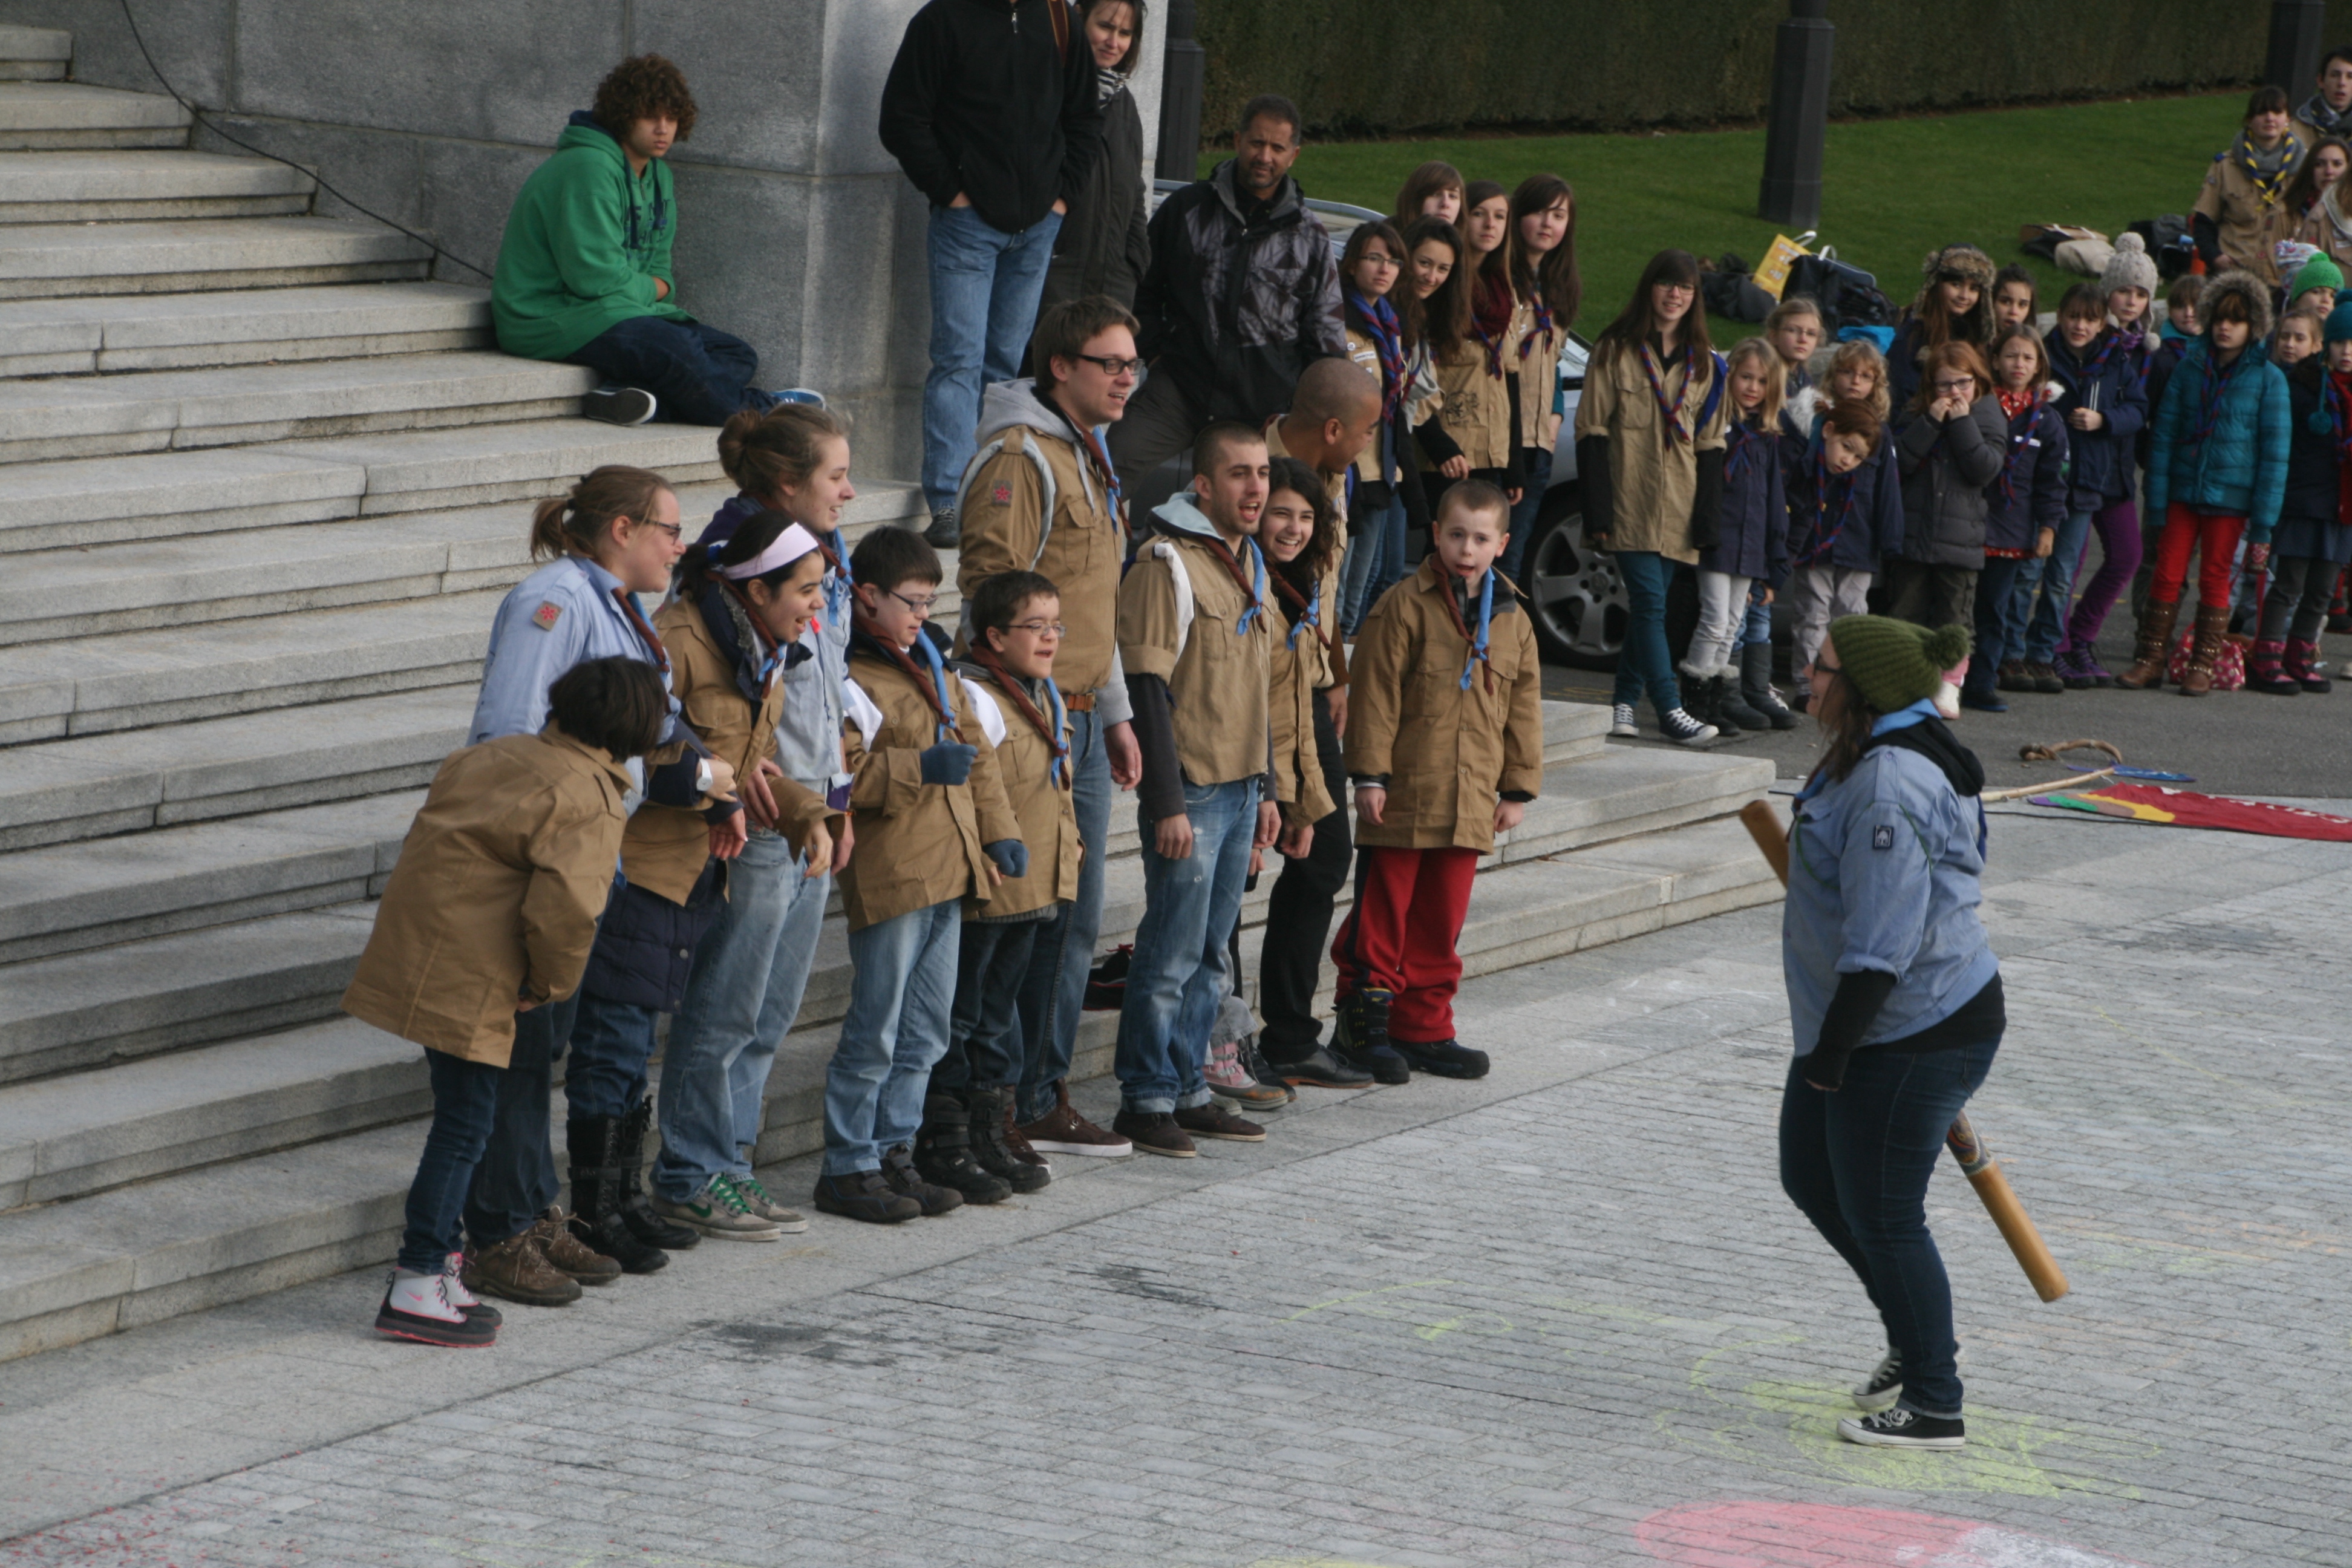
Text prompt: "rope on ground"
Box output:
[[1983, 737, 2124, 804]]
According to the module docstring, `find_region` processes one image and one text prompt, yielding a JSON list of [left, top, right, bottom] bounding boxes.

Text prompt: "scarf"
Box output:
[[1270, 561, 1330, 653], [1348, 288, 1406, 422], [1196, 530, 1269, 635], [964, 644, 1070, 787], [1796, 443, 1860, 565], [704, 579, 784, 704], [1435, 570, 1497, 693], [2301, 93, 2352, 138], [855, 620, 959, 742], [1640, 340, 1699, 445], [2233, 126, 2304, 207], [1725, 415, 1768, 482], [1520, 290, 1555, 362], [1995, 391, 2040, 505], [1471, 272, 1514, 377], [1096, 67, 1126, 105], [606, 581, 669, 674], [1044, 388, 1124, 529], [2189, 344, 2243, 448]]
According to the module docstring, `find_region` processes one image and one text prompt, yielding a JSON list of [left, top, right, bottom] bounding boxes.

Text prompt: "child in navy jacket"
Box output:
[[1783, 400, 1905, 710], [2249, 303, 2352, 692], [1684, 339, 1789, 731], [1965, 326, 2071, 710]]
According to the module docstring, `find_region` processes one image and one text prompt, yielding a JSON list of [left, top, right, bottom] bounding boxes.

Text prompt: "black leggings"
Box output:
[[1256, 688, 1351, 1054], [2258, 554, 2341, 644]]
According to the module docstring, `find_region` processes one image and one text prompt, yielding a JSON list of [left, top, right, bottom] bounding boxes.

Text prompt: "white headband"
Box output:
[[719, 521, 823, 580]]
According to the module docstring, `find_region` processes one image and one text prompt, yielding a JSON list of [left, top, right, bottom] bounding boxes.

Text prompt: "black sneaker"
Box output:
[[811, 1169, 921, 1224], [1837, 1407, 1964, 1449], [1332, 987, 1410, 1085], [1392, 1037, 1490, 1079], [1084, 945, 1131, 1010], [1659, 707, 1718, 745], [923, 506, 959, 547], [1239, 1034, 1298, 1105], [1852, 1349, 1902, 1413], [880, 1143, 965, 1215], [1111, 1109, 1197, 1158], [1264, 1044, 1373, 1088], [582, 385, 656, 425], [1172, 1103, 1267, 1142]]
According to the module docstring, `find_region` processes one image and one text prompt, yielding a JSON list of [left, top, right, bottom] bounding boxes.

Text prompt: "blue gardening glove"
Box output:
[[984, 839, 1028, 880], [918, 742, 976, 786]]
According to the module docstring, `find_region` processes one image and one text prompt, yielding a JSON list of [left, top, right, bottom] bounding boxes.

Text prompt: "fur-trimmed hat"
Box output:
[[2099, 232, 2160, 299], [1911, 244, 1998, 348], [2198, 267, 2275, 345]]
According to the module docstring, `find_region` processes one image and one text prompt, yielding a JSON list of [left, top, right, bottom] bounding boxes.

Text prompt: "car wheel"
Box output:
[[1523, 496, 1627, 670]]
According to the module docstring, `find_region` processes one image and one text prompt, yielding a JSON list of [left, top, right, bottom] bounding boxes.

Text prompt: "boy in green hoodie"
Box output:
[[493, 55, 810, 428]]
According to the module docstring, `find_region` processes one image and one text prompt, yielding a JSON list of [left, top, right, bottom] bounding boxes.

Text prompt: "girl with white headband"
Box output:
[[644, 510, 848, 1240]]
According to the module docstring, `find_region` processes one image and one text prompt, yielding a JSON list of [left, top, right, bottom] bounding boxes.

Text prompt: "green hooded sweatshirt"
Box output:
[[492, 113, 694, 362]]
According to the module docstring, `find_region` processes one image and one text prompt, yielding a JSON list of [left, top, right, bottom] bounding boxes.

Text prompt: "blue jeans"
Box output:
[[652, 830, 831, 1202], [1609, 549, 1683, 718], [824, 899, 961, 1174], [399, 1050, 508, 1272], [1114, 779, 1258, 1115], [1967, 557, 2027, 693], [564, 316, 777, 429], [1341, 488, 1409, 632], [463, 985, 575, 1244], [923, 204, 1063, 512], [936, 916, 1044, 1093], [2009, 509, 2094, 664], [1778, 1028, 2001, 1418], [1740, 584, 1773, 647], [566, 990, 659, 1120], [1012, 708, 1109, 1124], [1500, 446, 1552, 584]]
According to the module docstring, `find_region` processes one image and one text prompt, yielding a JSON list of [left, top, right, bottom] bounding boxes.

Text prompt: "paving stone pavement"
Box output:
[[4, 803, 2351, 1567]]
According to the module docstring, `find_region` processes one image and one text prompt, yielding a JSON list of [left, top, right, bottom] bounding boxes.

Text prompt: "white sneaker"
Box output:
[[1659, 707, 1718, 745], [374, 1267, 495, 1347], [1609, 703, 1639, 737], [440, 1250, 495, 1317]]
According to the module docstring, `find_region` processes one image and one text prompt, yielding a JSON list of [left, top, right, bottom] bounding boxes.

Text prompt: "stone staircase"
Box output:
[[0, 24, 1778, 1364]]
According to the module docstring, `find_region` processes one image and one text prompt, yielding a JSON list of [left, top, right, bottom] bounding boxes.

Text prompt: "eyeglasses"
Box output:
[[1076, 353, 1145, 377], [887, 588, 940, 613], [1007, 620, 1067, 638], [638, 519, 683, 541], [1657, 281, 1696, 296], [1932, 379, 1975, 394]]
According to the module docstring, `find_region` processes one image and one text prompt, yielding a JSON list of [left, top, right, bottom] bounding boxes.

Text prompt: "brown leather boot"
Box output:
[[2178, 603, 2232, 696], [462, 1232, 581, 1307], [2115, 597, 2180, 689], [528, 1207, 621, 1285]]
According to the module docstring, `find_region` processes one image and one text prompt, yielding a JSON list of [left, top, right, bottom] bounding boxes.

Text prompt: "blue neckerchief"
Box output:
[[1459, 569, 1495, 690], [1041, 672, 1069, 785], [1236, 535, 1268, 635], [820, 525, 853, 631], [1287, 573, 1321, 649], [1872, 696, 1943, 735], [906, 627, 958, 743]]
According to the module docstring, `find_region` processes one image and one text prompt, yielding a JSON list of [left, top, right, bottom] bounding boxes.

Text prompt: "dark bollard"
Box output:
[[1156, 0, 1204, 184], [1756, 0, 1833, 230], [2267, 0, 2328, 96]]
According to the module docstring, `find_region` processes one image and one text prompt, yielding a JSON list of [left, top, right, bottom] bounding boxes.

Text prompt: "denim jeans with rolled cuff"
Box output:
[[1011, 708, 1111, 1125], [823, 898, 961, 1175], [922, 203, 1062, 514], [1113, 778, 1258, 1115]]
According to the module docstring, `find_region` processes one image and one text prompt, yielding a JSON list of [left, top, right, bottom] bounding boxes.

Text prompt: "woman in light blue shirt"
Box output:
[[1779, 615, 2003, 1454]]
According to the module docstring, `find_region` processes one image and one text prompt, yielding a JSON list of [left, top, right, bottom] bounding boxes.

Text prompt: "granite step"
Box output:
[[0, 351, 599, 465], [0, 281, 491, 378], [0, 81, 186, 149], [245, 417, 733, 517], [0, 26, 72, 82], [0, 148, 315, 222], [0, 215, 426, 298]]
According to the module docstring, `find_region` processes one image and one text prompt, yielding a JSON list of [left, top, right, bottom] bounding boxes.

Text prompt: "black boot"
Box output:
[[912, 1096, 1011, 1204], [1681, 669, 1719, 731], [566, 1116, 668, 1274], [615, 1098, 697, 1249], [1332, 986, 1408, 1084], [1741, 641, 1798, 729], [1714, 670, 1770, 731], [963, 1088, 1049, 1193]]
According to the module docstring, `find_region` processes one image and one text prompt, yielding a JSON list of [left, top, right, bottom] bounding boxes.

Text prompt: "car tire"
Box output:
[[1520, 488, 1628, 671]]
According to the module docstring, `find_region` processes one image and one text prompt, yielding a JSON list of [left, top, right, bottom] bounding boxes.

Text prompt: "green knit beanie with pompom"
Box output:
[[1825, 615, 1971, 714]]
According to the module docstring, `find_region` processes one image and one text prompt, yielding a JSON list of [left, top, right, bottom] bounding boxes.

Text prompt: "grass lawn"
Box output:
[[1203, 93, 2249, 327]]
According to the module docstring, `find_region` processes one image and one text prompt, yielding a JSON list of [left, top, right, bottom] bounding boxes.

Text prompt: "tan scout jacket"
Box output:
[[955, 401, 1124, 700], [840, 645, 1022, 932], [1514, 293, 1566, 452], [1261, 415, 1350, 692], [2195, 154, 2295, 286], [1267, 602, 1335, 830], [959, 667, 1082, 920], [1344, 558, 1544, 854], [342, 729, 631, 1067], [618, 595, 840, 903], [1117, 501, 1275, 788], [1428, 335, 1516, 469], [1574, 335, 1729, 564]]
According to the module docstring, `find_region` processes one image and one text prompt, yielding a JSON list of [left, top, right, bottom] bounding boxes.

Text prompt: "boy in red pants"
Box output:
[[1331, 480, 1545, 1082]]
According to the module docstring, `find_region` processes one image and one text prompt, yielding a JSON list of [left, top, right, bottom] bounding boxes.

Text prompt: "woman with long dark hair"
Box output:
[[1418, 185, 1521, 524], [1573, 248, 1725, 745], [1338, 220, 1429, 630], [1780, 613, 2002, 1452], [1040, 0, 1151, 309], [1498, 173, 1581, 582]]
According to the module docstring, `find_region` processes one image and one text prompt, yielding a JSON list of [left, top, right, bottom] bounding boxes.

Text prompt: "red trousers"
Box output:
[[1330, 845, 1480, 1043], [2148, 502, 2245, 610]]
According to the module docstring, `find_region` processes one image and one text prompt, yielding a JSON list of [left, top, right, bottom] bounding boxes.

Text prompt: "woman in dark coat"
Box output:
[[1040, 0, 1151, 310]]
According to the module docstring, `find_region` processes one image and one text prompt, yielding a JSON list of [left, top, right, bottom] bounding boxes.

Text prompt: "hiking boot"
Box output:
[[881, 1142, 967, 1215], [2026, 660, 2065, 694], [376, 1269, 497, 1347], [923, 506, 959, 547], [615, 1099, 697, 1249], [1740, 644, 1799, 730], [526, 1208, 619, 1285], [1609, 702, 1638, 737], [565, 1114, 669, 1274], [440, 1250, 501, 1324], [653, 1174, 789, 1240], [2178, 603, 2230, 696], [1996, 658, 2031, 692], [812, 1169, 921, 1224], [965, 1087, 1050, 1192], [2246, 637, 2301, 694], [1019, 1081, 1132, 1156], [581, 385, 656, 426], [2116, 597, 2178, 688], [1263, 1043, 1373, 1088], [2287, 636, 2333, 693], [912, 1097, 1010, 1204], [731, 1174, 811, 1232], [1837, 1407, 1965, 1449], [1172, 1103, 1267, 1142], [1110, 1109, 1196, 1158], [1714, 672, 1771, 731], [1392, 1036, 1491, 1079], [462, 1232, 581, 1307], [1659, 707, 1717, 745], [1333, 987, 1409, 1084], [1852, 1348, 1903, 1413], [1240, 1035, 1298, 1104], [1206, 1037, 1291, 1109]]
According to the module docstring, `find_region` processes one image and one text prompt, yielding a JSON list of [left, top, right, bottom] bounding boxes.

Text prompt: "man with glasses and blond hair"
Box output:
[[953, 294, 1147, 1160]]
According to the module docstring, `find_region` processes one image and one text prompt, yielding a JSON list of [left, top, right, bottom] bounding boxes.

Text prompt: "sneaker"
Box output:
[[582, 385, 656, 426], [730, 1174, 811, 1232], [1263, 1044, 1373, 1088], [1110, 1109, 1197, 1158], [1852, 1348, 1903, 1412], [439, 1251, 501, 1325], [376, 1269, 497, 1347], [1333, 987, 1410, 1085], [1609, 702, 1639, 738], [2026, 661, 2065, 694], [462, 1232, 581, 1307], [1392, 1036, 1490, 1079], [923, 506, 959, 547], [2077, 652, 2117, 687], [769, 387, 826, 407], [1837, 1407, 1965, 1449], [812, 1169, 921, 1224], [1083, 945, 1131, 1010], [880, 1143, 965, 1215], [1019, 1082, 1132, 1157], [654, 1174, 787, 1240], [1172, 1103, 1267, 1142], [1659, 707, 1717, 745], [1207, 1038, 1291, 1108], [526, 1209, 619, 1285], [2051, 648, 2097, 690]]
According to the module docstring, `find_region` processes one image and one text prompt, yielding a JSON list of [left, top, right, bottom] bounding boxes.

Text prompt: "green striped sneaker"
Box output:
[[731, 1173, 809, 1233], [652, 1174, 784, 1241]]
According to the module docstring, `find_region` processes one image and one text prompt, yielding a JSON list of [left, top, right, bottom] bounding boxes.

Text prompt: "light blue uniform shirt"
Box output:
[[1782, 701, 1998, 1056], [771, 527, 853, 796]]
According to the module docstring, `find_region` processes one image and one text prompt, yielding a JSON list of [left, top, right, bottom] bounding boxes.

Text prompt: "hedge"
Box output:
[[1195, 1, 2351, 142]]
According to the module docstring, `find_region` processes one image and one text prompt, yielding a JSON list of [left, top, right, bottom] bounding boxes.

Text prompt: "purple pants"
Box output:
[[2061, 498, 2141, 656]]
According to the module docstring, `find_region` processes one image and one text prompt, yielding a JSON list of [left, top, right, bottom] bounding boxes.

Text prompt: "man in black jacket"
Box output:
[[880, 0, 1103, 547], [1109, 94, 1348, 497]]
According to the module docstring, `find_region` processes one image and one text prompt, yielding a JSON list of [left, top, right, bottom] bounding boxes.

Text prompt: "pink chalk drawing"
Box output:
[[1636, 1500, 2157, 1567]]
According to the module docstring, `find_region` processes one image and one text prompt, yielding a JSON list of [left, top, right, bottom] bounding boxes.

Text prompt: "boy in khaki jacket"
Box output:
[[1112, 422, 1282, 1157], [1333, 481, 1544, 1083], [820, 527, 1024, 1225], [344, 656, 669, 1348]]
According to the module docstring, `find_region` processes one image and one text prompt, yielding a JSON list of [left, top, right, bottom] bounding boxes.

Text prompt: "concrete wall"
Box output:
[[7, 0, 1168, 480]]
